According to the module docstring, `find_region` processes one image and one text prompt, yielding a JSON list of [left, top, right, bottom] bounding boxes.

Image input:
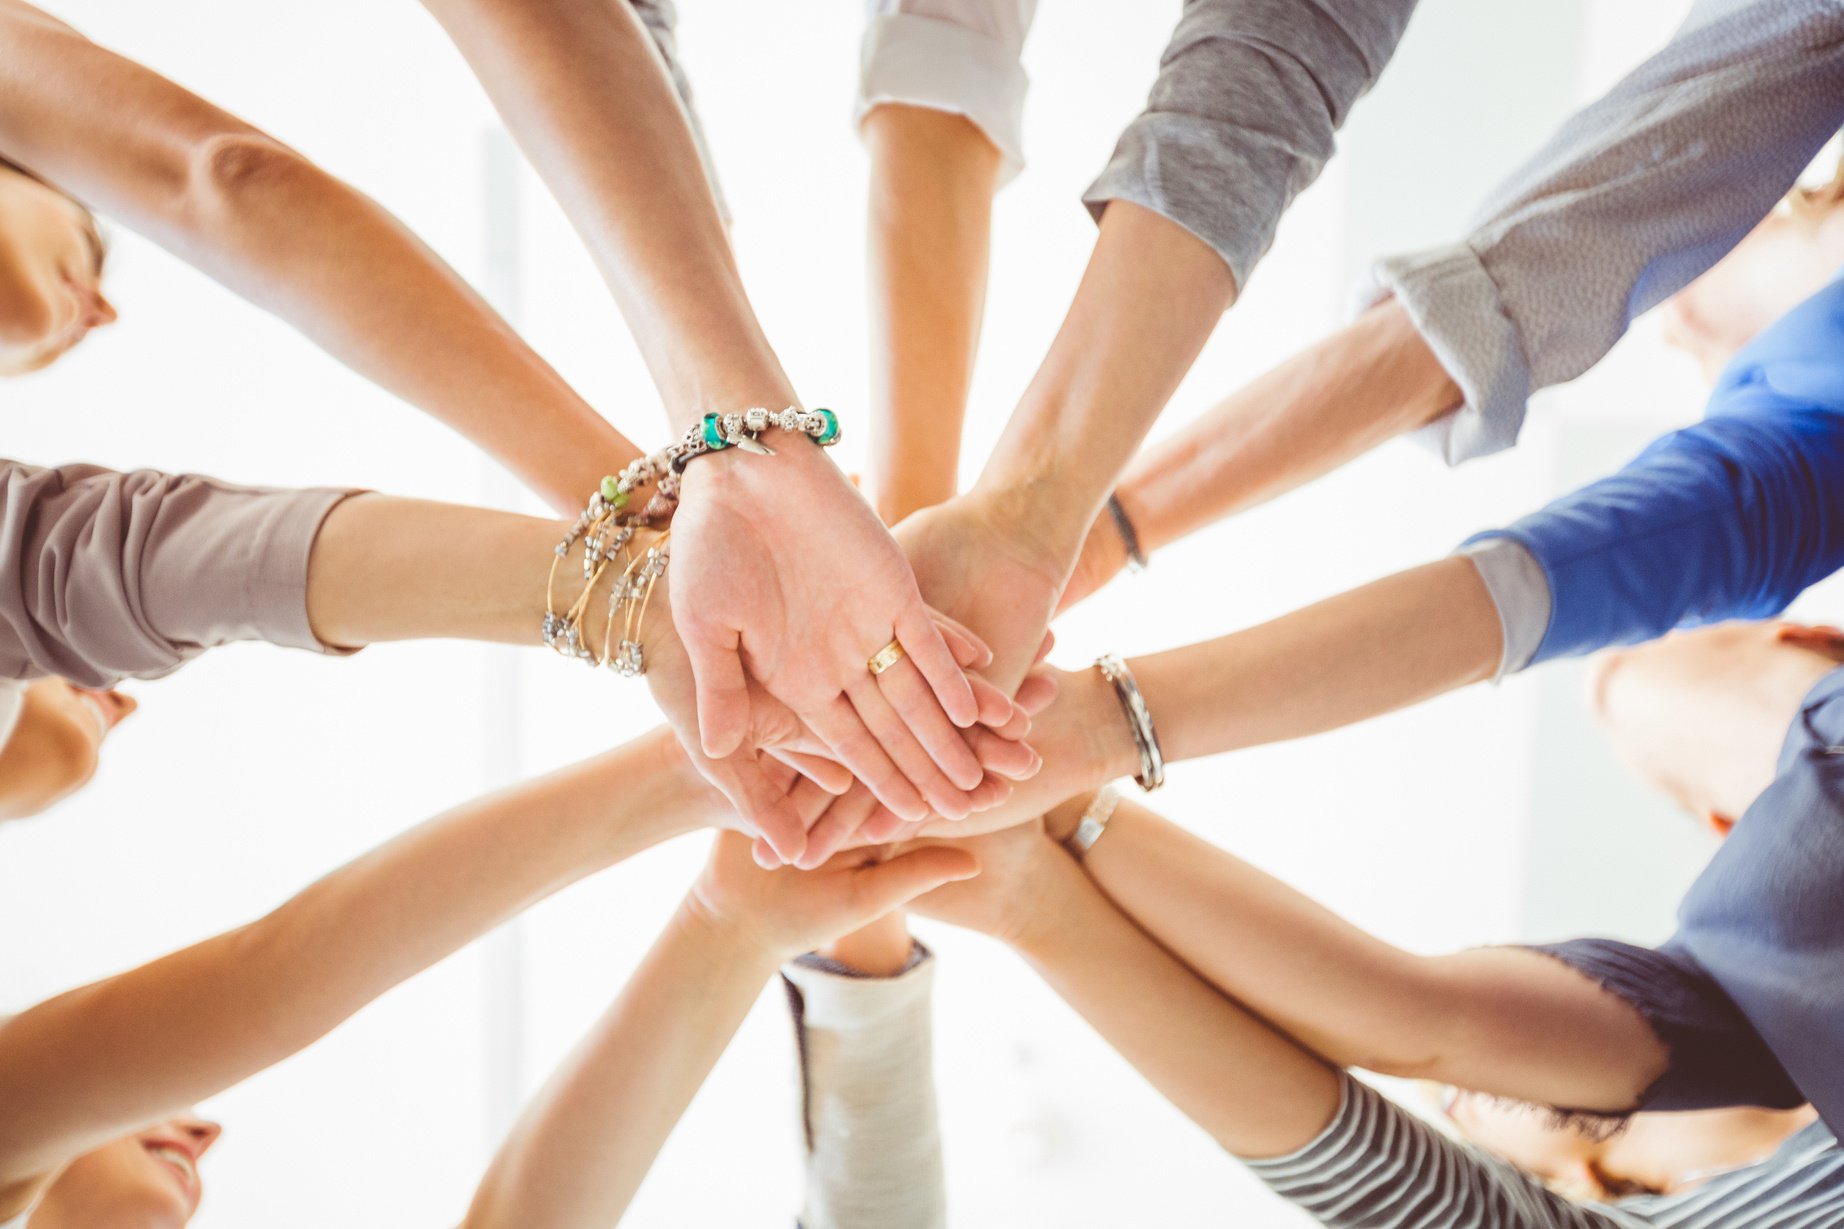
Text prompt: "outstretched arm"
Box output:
[[1065, 2, 1844, 601], [1046, 797, 1667, 1112], [414, 0, 1012, 846], [0, 728, 715, 1194], [460, 832, 976, 1229], [0, 0, 634, 512], [910, 825, 1668, 1229]]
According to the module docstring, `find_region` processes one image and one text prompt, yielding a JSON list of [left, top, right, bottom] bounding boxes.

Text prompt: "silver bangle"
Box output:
[[1065, 785, 1121, 860], [1095, 653, 1165, 792]]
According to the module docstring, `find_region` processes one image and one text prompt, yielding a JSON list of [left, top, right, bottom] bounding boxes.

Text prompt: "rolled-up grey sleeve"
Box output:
[[0, 461, 357, 687], [857, 0, 1039, 184], [1368, 0, 1844, 464], [783, 945, 945, 1229], [626, 0, 728, 219], [1084, 0, 1419, 293]]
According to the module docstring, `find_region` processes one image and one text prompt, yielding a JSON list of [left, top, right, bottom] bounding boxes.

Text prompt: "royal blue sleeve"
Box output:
[[1462, 278, 1844, 667]]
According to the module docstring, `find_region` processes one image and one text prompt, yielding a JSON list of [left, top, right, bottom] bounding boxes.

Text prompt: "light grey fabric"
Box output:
[[1248, 1073, 1844, 1228], [1083, 0, 1419, 293], [1367, 0, 1844, 464], [0, 461, 356, 688], [783, 944, 945, 1229], [1458, 537, 1551, 679], [625, 0, 728, 220], [857, 2, 1038, 183]]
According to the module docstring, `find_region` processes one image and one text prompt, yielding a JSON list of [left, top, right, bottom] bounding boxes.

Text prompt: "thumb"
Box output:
[[685, 624, 751, 758], [850, 847, 980, 919]]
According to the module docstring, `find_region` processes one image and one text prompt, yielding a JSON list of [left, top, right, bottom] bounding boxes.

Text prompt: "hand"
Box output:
[[688, 831, 978, 963], [781, 667, 1065, 869], [895, 488, 1072, 692], [798, 663, 1135, 862], [671, 443, 1019, 827], [900, 821, 1064, 948]]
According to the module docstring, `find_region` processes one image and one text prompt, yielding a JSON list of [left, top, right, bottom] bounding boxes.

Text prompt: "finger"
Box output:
[[876, 657, 985, 789], [1014, 672, 1059, 716], [970, 675, 1026, 735], [928, 608, 994, 668], [800, 784, 884, 870], [848, 847, 981, 918], [862, 810, 924, 844], [752, 835, 780, 870], [896, 604, 978, 728], [968, 725, 1041, 782], [684, 625, 751, 759], [848, 676, 975, 821], [716, 754, 807, 866], [936, 620, 987, 670], [1035, 628, 1056, 665], [790, 774, 841, 827], [767, 747, 854, 796], [806, 696, 928, 823], [968, 772, 1013, 811]]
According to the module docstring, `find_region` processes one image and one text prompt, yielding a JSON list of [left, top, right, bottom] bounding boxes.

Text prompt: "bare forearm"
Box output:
[[465, 899, 774, 1229], [1059, 800, 1666, 1110], [0, 733, 709, 1182], [1134, 557, 1501, 764], [420, 0, 793, 426], [1123, 301, 1458, 557], [1013, 847, 1341, 1158], [304, 494, 564, 650], [1068, 800, 1446, 1074], [864, 106, 1001, 523], [0, 5, 632, 513], [976, 203, 1236, 569]]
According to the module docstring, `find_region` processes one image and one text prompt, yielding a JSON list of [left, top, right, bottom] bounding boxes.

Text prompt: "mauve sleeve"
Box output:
[[0, 461, 357, 687]]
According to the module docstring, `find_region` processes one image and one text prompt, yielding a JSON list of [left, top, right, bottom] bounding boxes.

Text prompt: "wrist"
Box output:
[[1071, 661, 1144, 787], [1006, 847, 1090, 960], [676, 885, 790, 975], [818, 911, 915, 977]]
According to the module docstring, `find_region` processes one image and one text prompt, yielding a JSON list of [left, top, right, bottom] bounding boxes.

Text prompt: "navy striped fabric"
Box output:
[[1248, 1075, 1844, 1228]]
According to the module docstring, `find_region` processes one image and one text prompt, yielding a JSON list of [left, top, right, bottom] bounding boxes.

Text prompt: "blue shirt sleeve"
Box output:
[[1464, 276, 1844, 667]]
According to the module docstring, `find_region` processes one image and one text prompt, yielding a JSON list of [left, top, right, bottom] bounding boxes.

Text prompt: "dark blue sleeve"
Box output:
[[1461, 278, 1844, 667], [1670, 669, 1844, 1134], [1526, 938, 1801, 1115]]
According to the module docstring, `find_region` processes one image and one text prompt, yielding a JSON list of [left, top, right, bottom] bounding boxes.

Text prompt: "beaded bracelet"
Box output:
[[542, 407, 838, 676]]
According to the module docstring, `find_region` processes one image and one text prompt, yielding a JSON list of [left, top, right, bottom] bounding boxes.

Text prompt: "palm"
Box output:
[[670, 449, 997, 836], [896, 497, 1066, 692], [904, 822, 1052, 944]]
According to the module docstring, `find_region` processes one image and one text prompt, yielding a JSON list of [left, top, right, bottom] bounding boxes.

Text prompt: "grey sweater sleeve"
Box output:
[[782, 945, 946, 1229], [1083, 0, 1420, 292], [1369, 0, 1844, 464], [0, 461, 356, 688], [626, 0, 728, 220]]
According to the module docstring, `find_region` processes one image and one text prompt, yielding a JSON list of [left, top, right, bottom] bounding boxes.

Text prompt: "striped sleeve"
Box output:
[[1244, 1074, 1640, 1229]]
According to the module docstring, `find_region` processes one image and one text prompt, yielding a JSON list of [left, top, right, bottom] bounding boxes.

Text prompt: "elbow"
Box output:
[[180, 131, 317, 223]]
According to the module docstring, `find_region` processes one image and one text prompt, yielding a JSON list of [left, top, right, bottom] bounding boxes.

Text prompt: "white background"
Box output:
[[0, 1, 1819, 1225]]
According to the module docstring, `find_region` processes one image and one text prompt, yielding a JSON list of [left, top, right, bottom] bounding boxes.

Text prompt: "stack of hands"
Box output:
[[625, 437, 1146, 875]]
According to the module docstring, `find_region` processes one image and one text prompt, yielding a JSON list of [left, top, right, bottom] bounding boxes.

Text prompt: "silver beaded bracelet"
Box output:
[[1095, 653, 1166, 792]]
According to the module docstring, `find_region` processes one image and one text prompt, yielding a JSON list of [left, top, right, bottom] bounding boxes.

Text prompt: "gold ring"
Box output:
[[867, 638, 906, 676]]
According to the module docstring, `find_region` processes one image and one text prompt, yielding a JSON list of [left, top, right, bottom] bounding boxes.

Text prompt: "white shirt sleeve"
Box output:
[[857, 0, 1039, 183], [782, 944, 946, 1229]]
